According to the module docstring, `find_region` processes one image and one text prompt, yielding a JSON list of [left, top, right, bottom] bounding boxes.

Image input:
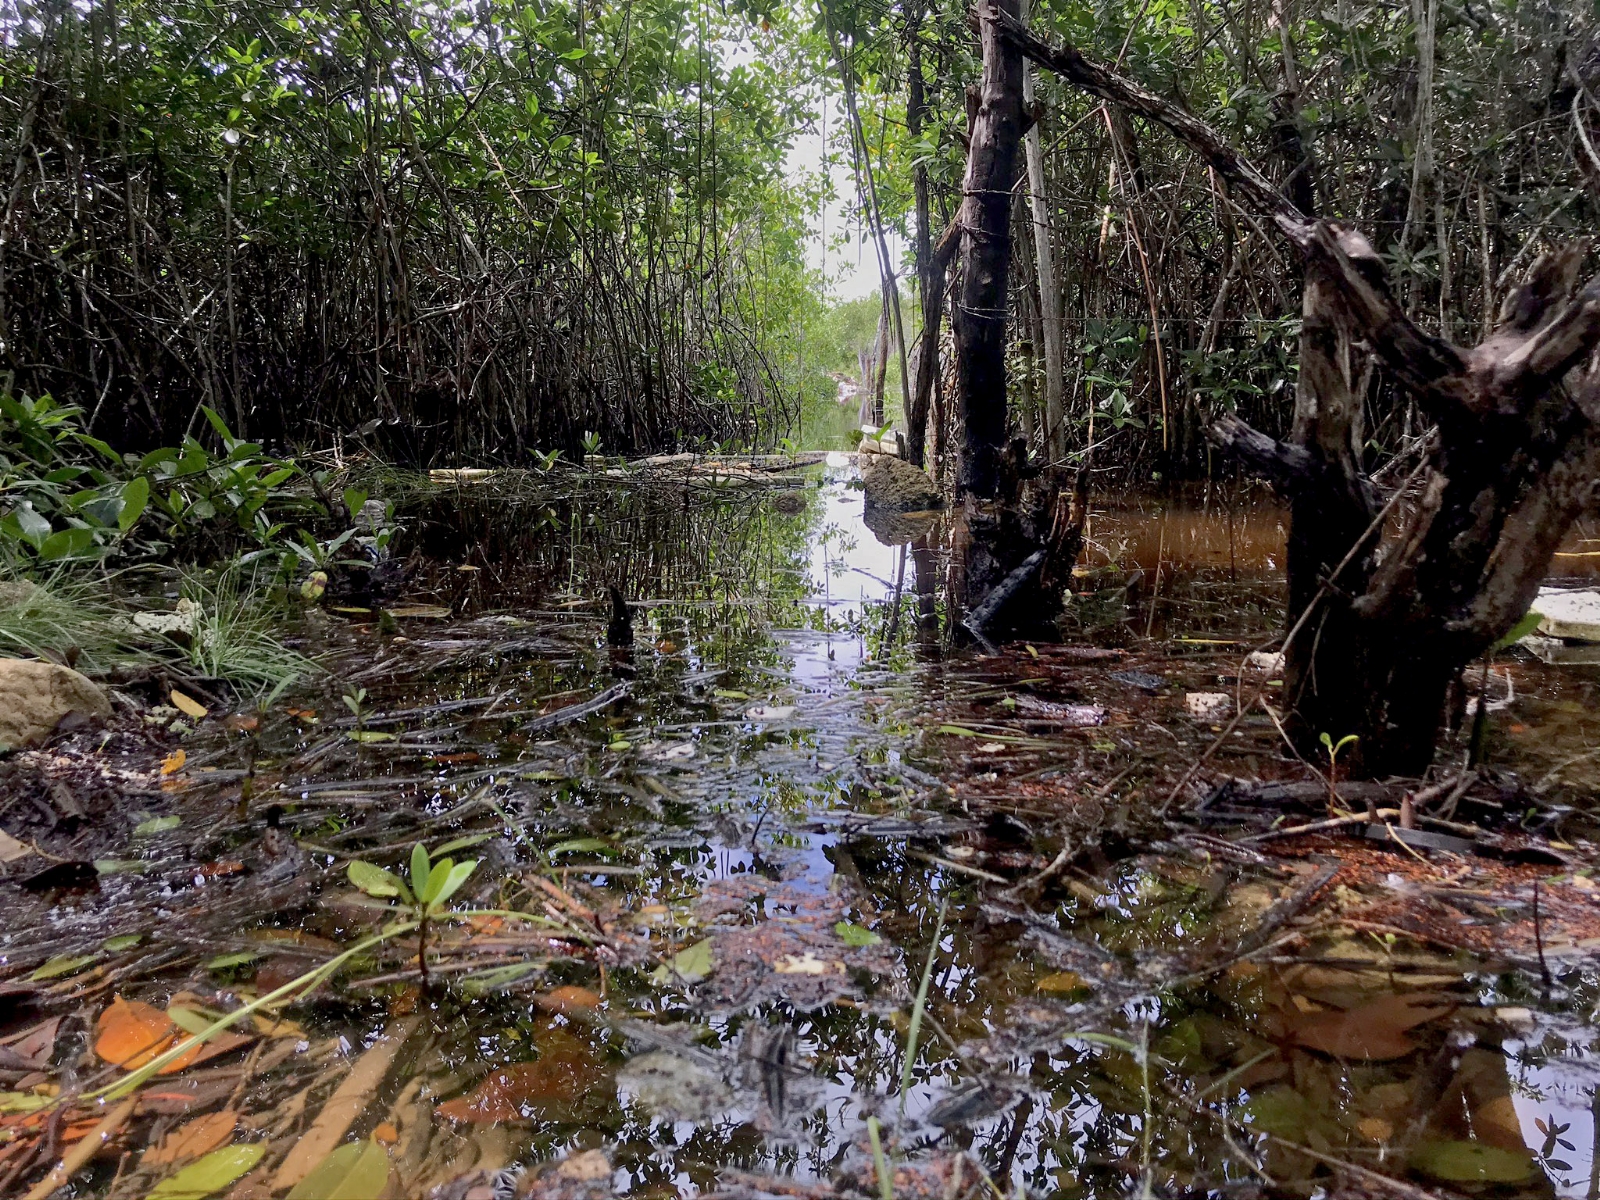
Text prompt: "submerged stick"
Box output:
[[521, 681, 631, 734]]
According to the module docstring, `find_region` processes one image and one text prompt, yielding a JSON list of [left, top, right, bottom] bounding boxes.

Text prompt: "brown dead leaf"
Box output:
[[143, 1110, 237, 1166], [435, 1033, 606, 1123], [1291, 992, 1454, 1061], [223, 714, 260, 734]]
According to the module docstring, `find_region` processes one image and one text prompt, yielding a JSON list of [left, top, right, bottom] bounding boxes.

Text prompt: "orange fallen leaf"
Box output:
[[96, 997, 179, 1069], [96, 997, 252, 1075], [433, 752, 481, 764], [160, 749, 187, 776], [372, 1122, 399, 1145], [223, 714, 260, 734], [196, 860, 246, 879], [142, 1109, 237, 1166], [535, 986, 602, 1016], [435, 1034, 605, 1123]]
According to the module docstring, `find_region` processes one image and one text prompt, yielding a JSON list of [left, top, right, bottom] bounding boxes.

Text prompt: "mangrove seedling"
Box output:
[[347, 842, 478, 986], [1319, 732, 1359, 812]]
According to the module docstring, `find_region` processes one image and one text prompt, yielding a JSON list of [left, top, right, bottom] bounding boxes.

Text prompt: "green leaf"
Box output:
[[103, 933, 143, 952], [834, 921, 881, 947], [284, 1138, 391, 1200], [119, 476, 150, 532], [428, 859, 478, 909], [936, 724, 984, 737], [346, 730, 393, 743], [431, 833, 493, 856], [39, 527, 97, 560], [347, 860, 408, 901], [420, 855, 455, 904], [134, 815, 183, 836], [341, 488, 368, 519], [409, 842, 432, 903], [1494, 608, 1545, 651], [205, 951, 260, 972], [168, 1004, 223, 1034], [147, 1143, 266, 1200], [10, 502, 50, 546], [1408, 1140, 1533, 1185], [460, 963, 540, 995], [650, 937, 714, 984], [547, 837, 613, 856], [30, 953, 99, 981]]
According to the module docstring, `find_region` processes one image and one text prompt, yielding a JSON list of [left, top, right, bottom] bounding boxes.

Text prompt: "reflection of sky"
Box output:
[[1507, 1033, 1600, 1196]]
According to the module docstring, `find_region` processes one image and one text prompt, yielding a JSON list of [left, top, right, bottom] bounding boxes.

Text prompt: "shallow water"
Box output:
[[5, 463, 1600, 1198]]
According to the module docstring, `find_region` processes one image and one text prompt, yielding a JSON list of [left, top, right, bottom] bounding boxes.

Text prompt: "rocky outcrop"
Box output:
[[860, 450, 942, 512], [0, 659, 112, 750]]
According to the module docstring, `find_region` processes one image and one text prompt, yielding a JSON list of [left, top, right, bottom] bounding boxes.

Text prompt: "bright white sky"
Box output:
[[789, 87, 907, 304]]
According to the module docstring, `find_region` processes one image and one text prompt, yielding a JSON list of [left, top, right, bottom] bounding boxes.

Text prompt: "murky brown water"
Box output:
[[4, 465, 1600, 1199]]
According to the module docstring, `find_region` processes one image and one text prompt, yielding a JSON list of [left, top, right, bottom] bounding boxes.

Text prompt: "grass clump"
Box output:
[[177, 566, 318, 700], [0, 563, 155, 673]]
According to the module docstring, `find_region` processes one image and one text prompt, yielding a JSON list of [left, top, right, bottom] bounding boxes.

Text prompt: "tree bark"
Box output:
[[953, 0, 1026, 500]]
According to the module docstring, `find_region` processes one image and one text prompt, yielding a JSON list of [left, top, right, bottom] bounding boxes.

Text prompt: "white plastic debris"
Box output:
[[1184, 692, 1231, 720]]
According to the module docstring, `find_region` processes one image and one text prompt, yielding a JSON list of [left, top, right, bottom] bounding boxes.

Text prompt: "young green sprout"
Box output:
[[347, 842, 478, 986]]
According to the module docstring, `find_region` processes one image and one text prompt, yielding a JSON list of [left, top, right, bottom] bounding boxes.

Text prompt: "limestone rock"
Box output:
[[0, 658, 112, 750], [860, 450, 941, 512]]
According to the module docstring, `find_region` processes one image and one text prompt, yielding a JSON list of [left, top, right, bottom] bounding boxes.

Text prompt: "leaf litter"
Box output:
[[3, 475, 1600, 1197]]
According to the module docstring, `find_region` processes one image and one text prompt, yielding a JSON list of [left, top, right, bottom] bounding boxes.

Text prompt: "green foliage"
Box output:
[[0, 393, 303, 563]]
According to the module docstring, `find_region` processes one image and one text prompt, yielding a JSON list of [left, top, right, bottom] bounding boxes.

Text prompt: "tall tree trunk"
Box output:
[[953, 0, 1026, 499], [1020, 0, 1065, 466], [906, 24, 939, 469]]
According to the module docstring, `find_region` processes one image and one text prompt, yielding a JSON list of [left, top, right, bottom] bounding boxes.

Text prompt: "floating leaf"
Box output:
[[31, 953, 99, 981], [385, 604, 451, 619], [1408, 1140, 1534, 1185], [103, 933, 143, 952], [143, 1110, 238, 1167], [96, 997, 177, 1068], [347, 860, 408, 900], [134, 815, 183, 836], [775, 952, 838, 975], [548, 837, 612, 856], [651, 938, 714, 984], [160, 749, 187, 776], [169, 690, 208, 720], [1291, 992, 1452, 1061], [147, 1143, 266, 1199], [834, 921, 881, 947], [713, 688, 749, 700], [346, 730, 393, 743], [460, 964, 541, 995], [284, 1138, 392, 1200]]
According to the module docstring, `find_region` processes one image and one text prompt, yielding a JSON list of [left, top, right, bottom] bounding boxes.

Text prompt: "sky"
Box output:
[[789, 87, 907, 304]]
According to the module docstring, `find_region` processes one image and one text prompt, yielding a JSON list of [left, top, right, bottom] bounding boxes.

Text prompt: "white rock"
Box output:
[[1533, 587, 1600, 642], [1245, 651, 1285, 674], [1184, 692, 1231, 720]]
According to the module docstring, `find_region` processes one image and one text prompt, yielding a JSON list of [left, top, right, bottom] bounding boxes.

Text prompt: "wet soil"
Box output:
[[4, 462, 1600, 1199]]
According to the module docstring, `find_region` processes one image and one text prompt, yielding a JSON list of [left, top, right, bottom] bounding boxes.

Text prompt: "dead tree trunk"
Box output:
[[953, 0, 1025, 500], [1000, 11, 1600, 777]]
